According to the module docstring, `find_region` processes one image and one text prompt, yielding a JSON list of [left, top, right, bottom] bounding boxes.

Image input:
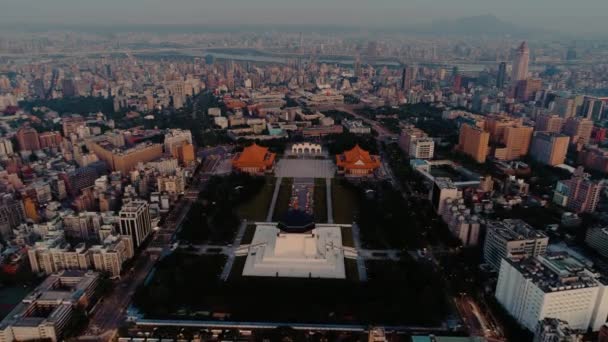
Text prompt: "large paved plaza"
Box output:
[[275, 159, 336, 178]]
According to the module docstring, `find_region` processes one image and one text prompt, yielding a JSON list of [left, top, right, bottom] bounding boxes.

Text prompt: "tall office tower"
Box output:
[[400, 65, 415, 91], [554, 170, 603, 214], [530, 132, 570, 166], [0, 194, 25, 240], [354, 54, 361, 78], [171, 82, 185, 109], [119, 200, 152, 248], [496, 62, 507, 88], [61, 79, 77, 97], [495, 252, 608, 332], [578, 145, 608, 173], [580, 96, 606, 121], [485, 114, 523, 143], [483, 219, 548, 271], [554, 97, 577, 119], [0, 138, 13, 156], [33, 78, 45, 98], [515, 78, 542, 101], [535, 114, 564, 133], [457, 124, 490, 163], [563, 117, 594, 146], [494, 125, 534, 161], [511, 41, 530, 83], [16, 125, 40, 151]]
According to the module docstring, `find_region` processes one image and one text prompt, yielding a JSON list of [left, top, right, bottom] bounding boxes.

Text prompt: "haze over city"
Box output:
[[1, 0, 608, 36], [2, 0, 608, 341]]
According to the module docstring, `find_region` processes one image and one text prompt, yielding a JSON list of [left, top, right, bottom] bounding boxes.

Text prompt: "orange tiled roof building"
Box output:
[[232, 143, 276, 174], [336, 145, 381, 176]]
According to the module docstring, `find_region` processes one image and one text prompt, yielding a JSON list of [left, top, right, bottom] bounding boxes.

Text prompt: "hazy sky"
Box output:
[[1, 0, 607, 35]]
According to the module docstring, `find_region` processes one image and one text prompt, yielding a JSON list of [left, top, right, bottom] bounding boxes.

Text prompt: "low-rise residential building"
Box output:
[[0, 270, 101, 342]]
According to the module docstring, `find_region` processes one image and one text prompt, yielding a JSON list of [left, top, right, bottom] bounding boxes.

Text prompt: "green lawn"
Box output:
[[344, 259, 359, 281], [240, 224, 257, 245], [331, 179, 359, 224], [237, 176, 275, 222], [340, 226, 355, 248], [272, 178, 293, 222], [313, 178, 328, 223], [228, 256, 247, 281]]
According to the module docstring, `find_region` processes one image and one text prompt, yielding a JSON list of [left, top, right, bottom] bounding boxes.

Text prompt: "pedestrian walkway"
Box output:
[[220, 220, 248, 281], [351, 223, 367, 281], [266, 177, 282, 222], [326, 178, 333, 224], [275, 159, 335, 178]]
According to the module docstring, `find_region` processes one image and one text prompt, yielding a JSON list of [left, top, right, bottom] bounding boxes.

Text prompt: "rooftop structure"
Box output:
[[0, 270, 100, 342], [534, 318, 583, 342], [336, 145, 381, 176], [483, 219, 548, 270], [496, 252, 608, 331], [232, 143, 276, 174], [242, 222, 348, 279]]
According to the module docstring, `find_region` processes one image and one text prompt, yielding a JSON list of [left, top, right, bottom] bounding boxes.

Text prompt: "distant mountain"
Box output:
[[421, 14, 543, 37]]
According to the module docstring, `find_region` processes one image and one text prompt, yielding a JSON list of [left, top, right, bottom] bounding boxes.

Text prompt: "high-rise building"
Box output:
[[494, 125, 534, 161], [585, 227, 608, 259], [118, 200, 152, 248], [535, 114, 564, 133], [530, 132, 570, 166], [62, 116, 86, 137], [177, 143, 195, 165], [515, 78, 542, 101], [441, 198, 481, 246], [553, 169, 603, 214], [580, 96, 606, 121], [164, 129, 193, 158], [485, 115, 522, 143], [399, 125, 434, 159], [400, 66, 413, 90], [511, 41, 530, 83], [38, 131, 62, 149], [61, 79, 77, 97], [554, 97, 577, 119], [0, 138, 14, 156], [89, 235, 134, 277], [563, 117, 594, 147], [87, 138, 163, 174], [534, 318, 583, 342], [496, 62, 507, 88], [578, 145, 608, 173], [0, 194, 25, 240], [63, 212, 103, 242], [430, 178, 460, 214], [16, 126, 40, 151], [495, 252, 608, 332], [483, 219, 548, 270], [456, 124, 489, 163]]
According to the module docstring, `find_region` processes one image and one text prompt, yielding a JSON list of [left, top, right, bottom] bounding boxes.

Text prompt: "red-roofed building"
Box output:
[[336, 145, 381, 176], [232, 143, 276, 174]]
